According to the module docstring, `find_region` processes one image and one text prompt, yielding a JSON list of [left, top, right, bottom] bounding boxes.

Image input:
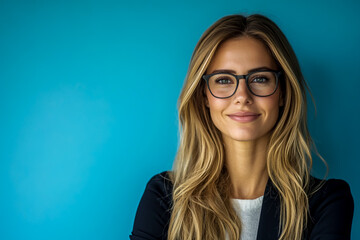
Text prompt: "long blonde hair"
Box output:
[[168, 14, 326, 240]]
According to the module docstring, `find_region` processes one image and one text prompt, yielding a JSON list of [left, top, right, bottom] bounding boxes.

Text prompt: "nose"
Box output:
[[233, 78, 253, 104]]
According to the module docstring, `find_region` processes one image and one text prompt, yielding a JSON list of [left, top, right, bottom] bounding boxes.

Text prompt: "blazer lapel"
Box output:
[[256, 178, 281, 240]]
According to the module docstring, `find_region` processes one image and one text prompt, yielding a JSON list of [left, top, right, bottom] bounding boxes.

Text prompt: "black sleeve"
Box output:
[[130, 172, 173, 240], [309, 179, 354, 240]]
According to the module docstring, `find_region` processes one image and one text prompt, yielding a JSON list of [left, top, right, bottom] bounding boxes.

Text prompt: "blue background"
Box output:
[[0, 0, 359, 239]]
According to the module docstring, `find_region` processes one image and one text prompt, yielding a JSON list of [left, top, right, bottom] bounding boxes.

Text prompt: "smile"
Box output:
[[227, 112, 261, 123]]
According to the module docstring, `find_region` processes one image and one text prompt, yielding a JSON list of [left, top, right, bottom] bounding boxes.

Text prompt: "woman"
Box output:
[[130, 14, 354, 240]]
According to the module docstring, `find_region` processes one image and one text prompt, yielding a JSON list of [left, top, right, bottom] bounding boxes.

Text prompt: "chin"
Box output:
[[227, 132, 260, 142], [233, 136, 259, 142]]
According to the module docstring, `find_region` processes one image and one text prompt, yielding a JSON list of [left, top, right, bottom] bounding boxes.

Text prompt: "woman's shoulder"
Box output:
[[146, 173, 353, 201], [308, 176, 353, 207], [309, 177, 354, 228], [130, 171, 174, 240], [307, 176, 354, 238], [145, 171, 173, 195], [147, 170, 172, 182], [141, 171, 173, 205], [308, 176, 352, 199]]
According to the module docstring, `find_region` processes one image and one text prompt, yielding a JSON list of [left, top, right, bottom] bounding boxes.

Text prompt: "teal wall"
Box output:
[[0, 0, 359, 239]]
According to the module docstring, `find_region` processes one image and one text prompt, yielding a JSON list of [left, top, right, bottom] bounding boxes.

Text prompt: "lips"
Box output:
[[227, 111, 261, 123]]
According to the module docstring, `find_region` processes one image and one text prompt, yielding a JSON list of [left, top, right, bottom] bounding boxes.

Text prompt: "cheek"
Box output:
[[261, 94, 281, 122], [206, 95, 230, 127], [206, 91, 227, 113], [206, 93, 220, 116]]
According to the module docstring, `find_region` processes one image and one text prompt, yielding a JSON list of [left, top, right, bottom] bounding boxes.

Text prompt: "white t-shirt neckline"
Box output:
[[230, 195, 264, 240]]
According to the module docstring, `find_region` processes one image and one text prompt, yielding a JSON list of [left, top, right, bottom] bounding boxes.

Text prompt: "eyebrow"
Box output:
[[209, 66, 276, 75]]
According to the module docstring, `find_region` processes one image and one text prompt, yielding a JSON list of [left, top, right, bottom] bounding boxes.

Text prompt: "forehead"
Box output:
[[207, 37, 277, 74]]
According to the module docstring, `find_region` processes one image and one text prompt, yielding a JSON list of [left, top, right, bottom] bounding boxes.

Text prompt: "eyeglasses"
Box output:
[[202, 70, 282, 98]]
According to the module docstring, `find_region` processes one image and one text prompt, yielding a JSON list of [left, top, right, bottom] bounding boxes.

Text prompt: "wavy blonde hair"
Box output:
[[168, 14, 326, 240]]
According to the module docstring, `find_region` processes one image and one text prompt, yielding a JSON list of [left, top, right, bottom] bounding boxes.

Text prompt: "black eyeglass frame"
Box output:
[[202, 69, 283, 98]]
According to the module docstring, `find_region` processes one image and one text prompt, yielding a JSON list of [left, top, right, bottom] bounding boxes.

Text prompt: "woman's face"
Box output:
[[205, 37, 283, 143]]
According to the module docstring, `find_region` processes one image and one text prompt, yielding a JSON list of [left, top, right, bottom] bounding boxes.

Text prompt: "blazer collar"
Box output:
[[256, 177, 281, 240]]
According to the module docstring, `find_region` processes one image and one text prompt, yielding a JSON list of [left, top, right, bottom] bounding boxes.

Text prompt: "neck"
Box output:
[[224, 134, 270, 199]]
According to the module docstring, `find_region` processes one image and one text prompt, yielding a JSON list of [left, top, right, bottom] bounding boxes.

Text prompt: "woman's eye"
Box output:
[[251, 76, 268, 83], [215, 78, 234, 84]]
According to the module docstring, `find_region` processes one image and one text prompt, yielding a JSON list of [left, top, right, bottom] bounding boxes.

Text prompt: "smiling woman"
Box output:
[[130, 14, 354, 240], [204, 37, 283, 144]]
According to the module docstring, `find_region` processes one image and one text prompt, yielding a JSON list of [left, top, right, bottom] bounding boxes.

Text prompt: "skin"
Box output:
[[205, 36, 283, 199]]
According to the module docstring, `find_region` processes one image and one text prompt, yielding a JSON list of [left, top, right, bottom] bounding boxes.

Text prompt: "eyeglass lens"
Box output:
[[207, 71, 277, 98]]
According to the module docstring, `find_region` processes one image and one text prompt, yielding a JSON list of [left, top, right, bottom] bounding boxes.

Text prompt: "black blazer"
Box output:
[[130, 171, 354, 240]]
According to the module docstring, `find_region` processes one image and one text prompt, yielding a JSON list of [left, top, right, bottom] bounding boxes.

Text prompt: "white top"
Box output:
[[229, 195, 264, 240]]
